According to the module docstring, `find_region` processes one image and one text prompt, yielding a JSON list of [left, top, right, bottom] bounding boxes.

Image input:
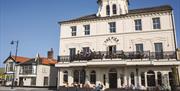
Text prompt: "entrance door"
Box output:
[[19, 77, 23, 86], [109, 68, 117, 88]]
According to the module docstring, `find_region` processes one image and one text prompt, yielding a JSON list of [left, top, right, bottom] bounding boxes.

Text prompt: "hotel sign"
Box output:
[[104, 37, 119, 43]]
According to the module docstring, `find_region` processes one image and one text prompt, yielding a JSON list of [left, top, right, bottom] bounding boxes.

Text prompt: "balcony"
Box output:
[[58, 51, 177, 63]]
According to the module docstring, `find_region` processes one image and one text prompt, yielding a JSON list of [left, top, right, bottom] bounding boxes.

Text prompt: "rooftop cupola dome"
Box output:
[[96, 0, 129, 17]]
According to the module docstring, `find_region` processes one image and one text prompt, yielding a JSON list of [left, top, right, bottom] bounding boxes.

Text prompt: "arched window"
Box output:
[[157, 72, 162, 86], [112, 4, 117, 14], [90, 70, 96, 84], [130, 72, 135, 85], [106, 5, 110, 15], [147, 70, 155, 86], [63, 71, 68, 83], [141, 72, 145, 86]]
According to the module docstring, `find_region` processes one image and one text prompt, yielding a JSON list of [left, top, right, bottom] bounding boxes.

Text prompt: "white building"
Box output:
[[56, 0, 180, 90], [4, 49, 57, 87]]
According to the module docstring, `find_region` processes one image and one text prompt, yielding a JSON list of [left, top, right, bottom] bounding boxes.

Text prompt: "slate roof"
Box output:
[[59, 5, 172, 24]]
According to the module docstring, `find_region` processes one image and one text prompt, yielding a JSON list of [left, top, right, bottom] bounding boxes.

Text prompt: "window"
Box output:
[[90, 70, 96, 84], [73, 70, 85, 84], [44, 77, 48, 86], [153, 17, 161, 29], [106, 5, 110, 15], [112, 4, 117, 14], [71, 26, 76, 36], [109, 22, 116, 33], [141, 72, 145, 86], [31, 77, 36, 86], [103, 74, 106, 86], [63, 71, 68, 83], [21, 65, 34, 75], [134, 19, 142, 31], [84, 25, 90, 35], [136, 44, 144, 53], [130, 72, 135, 85], [69, 48, 76, 61], [154, 43, 163, 59], [120, 74, 124, 86], [157, 72, 162, 86], [9, 62, 14, 71], [147, 70, 155, 86], [73, 70, 79, 83], [108, 45, 116, 55], [83, 47, 90, 54]]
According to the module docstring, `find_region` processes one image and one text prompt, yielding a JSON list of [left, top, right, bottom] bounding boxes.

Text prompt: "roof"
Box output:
[[19, 57, 57, 65], [3, 56, 30, 63], [59, 5, 172, 24], [40, 57, 57, 65]]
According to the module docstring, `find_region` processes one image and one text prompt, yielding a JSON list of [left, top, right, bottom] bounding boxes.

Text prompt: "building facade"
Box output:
[[56, 0, 180, 90], [4, 49, 58, 87]]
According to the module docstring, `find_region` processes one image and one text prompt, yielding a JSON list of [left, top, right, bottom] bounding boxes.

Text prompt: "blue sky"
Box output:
[[0, 0, 180, 67]]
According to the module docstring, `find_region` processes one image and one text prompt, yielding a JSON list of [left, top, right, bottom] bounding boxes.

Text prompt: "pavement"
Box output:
[[0, 86, 57, 91]]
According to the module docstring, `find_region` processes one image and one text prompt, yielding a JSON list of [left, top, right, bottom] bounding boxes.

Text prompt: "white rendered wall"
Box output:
[[59, 12, 175, 56]]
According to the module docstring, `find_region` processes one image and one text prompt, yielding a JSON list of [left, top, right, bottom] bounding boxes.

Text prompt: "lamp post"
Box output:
[[10, 40, 19, 89]]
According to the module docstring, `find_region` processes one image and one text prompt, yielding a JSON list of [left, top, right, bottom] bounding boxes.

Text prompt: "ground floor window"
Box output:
[[120, 74, 124, 86], [103, 74, 106, 86], [31, 77, 36, 86], [44, 77, 48, 86], [73, 70, 85, 84], [169, 72, 174, 89], [157, 72, 162, 86], [130, 72, 135, 85], [141, 72, 145, 86], [90, 70, 96, 84], [63, 71, 68, 83], [147, 70, 155, 86]]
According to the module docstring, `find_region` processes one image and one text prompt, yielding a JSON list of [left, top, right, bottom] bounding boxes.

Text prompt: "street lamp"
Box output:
[[10, 40, 19, 89]]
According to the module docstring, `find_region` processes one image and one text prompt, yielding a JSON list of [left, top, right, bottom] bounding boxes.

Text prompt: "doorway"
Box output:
[[109, 68, 117, 88], [19, 77, 23, 86]]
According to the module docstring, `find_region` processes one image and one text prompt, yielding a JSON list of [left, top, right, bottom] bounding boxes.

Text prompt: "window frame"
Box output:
[[90, 70, 96, 84], [134, 19, 142, 31], [71, 26, 77, 36], [136, 44, 144, 53], [84, 25, 90, 35], [109, 22, 116, 33], [152, 17, 161, 29], [106, 5, 110, 16], [112, 4, 117, 14], [43, 77, 48, 86], [130, 72, 135, 85], [63, 71, 68, 83]]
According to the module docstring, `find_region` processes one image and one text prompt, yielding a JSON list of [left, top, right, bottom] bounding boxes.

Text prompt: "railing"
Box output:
[[19, 71, 36, 75], [58, 51, 177, 62]]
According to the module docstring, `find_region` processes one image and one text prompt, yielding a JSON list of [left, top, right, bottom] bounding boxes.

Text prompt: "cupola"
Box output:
[[96, 0, 129, 17]]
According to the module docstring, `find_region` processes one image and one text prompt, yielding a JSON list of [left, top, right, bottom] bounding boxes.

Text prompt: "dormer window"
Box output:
[[112, 4, 117, 14], [106, 5, 110, 16]]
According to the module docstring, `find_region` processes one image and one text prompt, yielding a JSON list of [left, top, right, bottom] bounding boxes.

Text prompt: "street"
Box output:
[[0, 86, 56, 91]]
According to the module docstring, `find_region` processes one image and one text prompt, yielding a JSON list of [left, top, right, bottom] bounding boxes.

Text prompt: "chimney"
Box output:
[[47, 48, 54, 59]]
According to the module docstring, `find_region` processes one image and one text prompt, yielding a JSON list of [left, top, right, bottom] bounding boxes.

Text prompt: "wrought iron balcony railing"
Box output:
[[58, 51, 177, 62]]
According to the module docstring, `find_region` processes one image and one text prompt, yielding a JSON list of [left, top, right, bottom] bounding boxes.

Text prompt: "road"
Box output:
[[0, 86, 57, 91]]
